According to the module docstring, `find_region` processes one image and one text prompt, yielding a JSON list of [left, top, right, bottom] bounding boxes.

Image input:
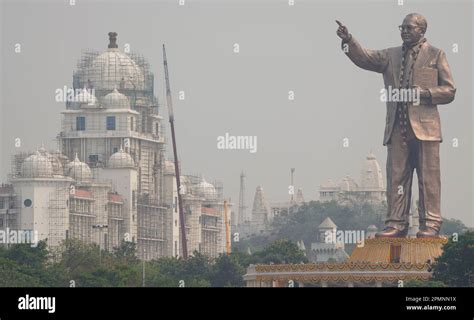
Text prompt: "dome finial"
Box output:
[[108, 32, 118, 49], [74, 153, 79, 161]]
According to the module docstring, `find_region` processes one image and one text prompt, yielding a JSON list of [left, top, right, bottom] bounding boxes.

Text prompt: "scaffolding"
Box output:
[[72, 49, 157, 108], [0, 184, 19, 239], [180, 174, 226, 258], [107, 192, 125, 250], [137, 194, 168, 260], [65, 41, 171, 261], [48, 187, 69, 247], [69, 188, 95, 245]]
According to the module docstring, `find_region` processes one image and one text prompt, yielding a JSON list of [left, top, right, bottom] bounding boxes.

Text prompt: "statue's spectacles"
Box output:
[[399, 25, 419, 32]]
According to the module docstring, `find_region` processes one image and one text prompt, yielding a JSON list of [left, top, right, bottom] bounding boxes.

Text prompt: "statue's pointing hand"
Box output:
[[336, 20, 351, 42]]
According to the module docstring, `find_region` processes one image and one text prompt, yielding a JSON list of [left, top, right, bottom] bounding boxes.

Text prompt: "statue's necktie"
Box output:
[[398, 49, 413, 144]]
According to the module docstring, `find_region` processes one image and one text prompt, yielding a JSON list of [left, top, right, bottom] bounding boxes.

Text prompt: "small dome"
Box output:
[[197, 178, 217, 200], [65, 154, 92, 181], [103, 88, 130, 109], [108, 148, 135, 168], [21, 151, 53, 178]]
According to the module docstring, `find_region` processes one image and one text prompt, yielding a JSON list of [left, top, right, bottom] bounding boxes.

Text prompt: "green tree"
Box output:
[[252, 239, 308, 264], [432, 231, 474, 287], [440, 218, 470, 236], [0, 257, 44, 286], [0, 241, 58, 286], [211, 254, 245, 287], [113, 240, 139, 264], [237, 200, 386, 253]]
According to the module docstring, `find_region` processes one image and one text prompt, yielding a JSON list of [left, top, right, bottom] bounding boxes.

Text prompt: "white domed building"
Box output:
[[6, 146, 142, 250], [2, 32, 229, 262], [63, 32, 168, 259]]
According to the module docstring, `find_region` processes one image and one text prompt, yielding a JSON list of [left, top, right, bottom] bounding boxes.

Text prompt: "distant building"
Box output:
[[0, 33, 229, 260], [1, 147, 137, 250], [251, 186, 270, 232], [237, 186, 307, 239], [165, 168, 230, 258], [237, 186, 270, 238], [307, 217, 349, 263], [319, 152, 386, 204]]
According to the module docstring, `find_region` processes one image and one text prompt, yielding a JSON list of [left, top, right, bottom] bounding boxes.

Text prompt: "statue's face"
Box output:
[[400, 16, 424, 45]]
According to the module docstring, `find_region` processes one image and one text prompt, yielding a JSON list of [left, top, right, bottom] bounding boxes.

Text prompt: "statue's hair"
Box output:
[[405, 13, 428, 33]]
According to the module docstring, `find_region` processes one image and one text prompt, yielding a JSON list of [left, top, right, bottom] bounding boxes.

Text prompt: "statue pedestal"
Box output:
[[350, 237, 448, 264]]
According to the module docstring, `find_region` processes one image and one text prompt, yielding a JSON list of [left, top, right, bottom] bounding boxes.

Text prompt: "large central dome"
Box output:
[[85, 48, 145, 91], [86, 48, 145, 90], [77, 32, 146, 92]]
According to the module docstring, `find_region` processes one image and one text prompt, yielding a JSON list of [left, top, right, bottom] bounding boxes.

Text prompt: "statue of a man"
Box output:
[[336, 13, 456, 238]]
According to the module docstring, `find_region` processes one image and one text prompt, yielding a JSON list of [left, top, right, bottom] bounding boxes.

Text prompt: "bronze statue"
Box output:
[[336, 14, 456, 238]]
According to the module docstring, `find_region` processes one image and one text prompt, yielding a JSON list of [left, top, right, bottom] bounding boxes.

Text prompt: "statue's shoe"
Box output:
[[416, 227, 440, 238], [375, 227, 407, 238]]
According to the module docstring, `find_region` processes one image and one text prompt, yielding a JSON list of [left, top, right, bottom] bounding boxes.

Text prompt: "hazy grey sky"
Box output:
[[1, 0, 472, 227]]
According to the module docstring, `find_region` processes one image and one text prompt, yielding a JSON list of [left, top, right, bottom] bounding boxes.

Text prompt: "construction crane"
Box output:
[[163, 44, 188, 260], [224, 200, 231, 255]]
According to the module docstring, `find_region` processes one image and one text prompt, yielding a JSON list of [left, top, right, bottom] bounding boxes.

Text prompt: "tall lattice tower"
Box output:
[[238, 171, 247, 225]]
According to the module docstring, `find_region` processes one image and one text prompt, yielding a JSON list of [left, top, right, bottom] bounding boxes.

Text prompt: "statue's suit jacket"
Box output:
[[343, 37, 456, 145]]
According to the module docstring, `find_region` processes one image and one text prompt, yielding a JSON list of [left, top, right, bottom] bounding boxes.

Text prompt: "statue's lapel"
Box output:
[[414, 41, 430, 68]]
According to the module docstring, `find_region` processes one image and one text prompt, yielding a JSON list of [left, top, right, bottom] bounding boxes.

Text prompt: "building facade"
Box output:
[[0, 33, 229, 260]]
